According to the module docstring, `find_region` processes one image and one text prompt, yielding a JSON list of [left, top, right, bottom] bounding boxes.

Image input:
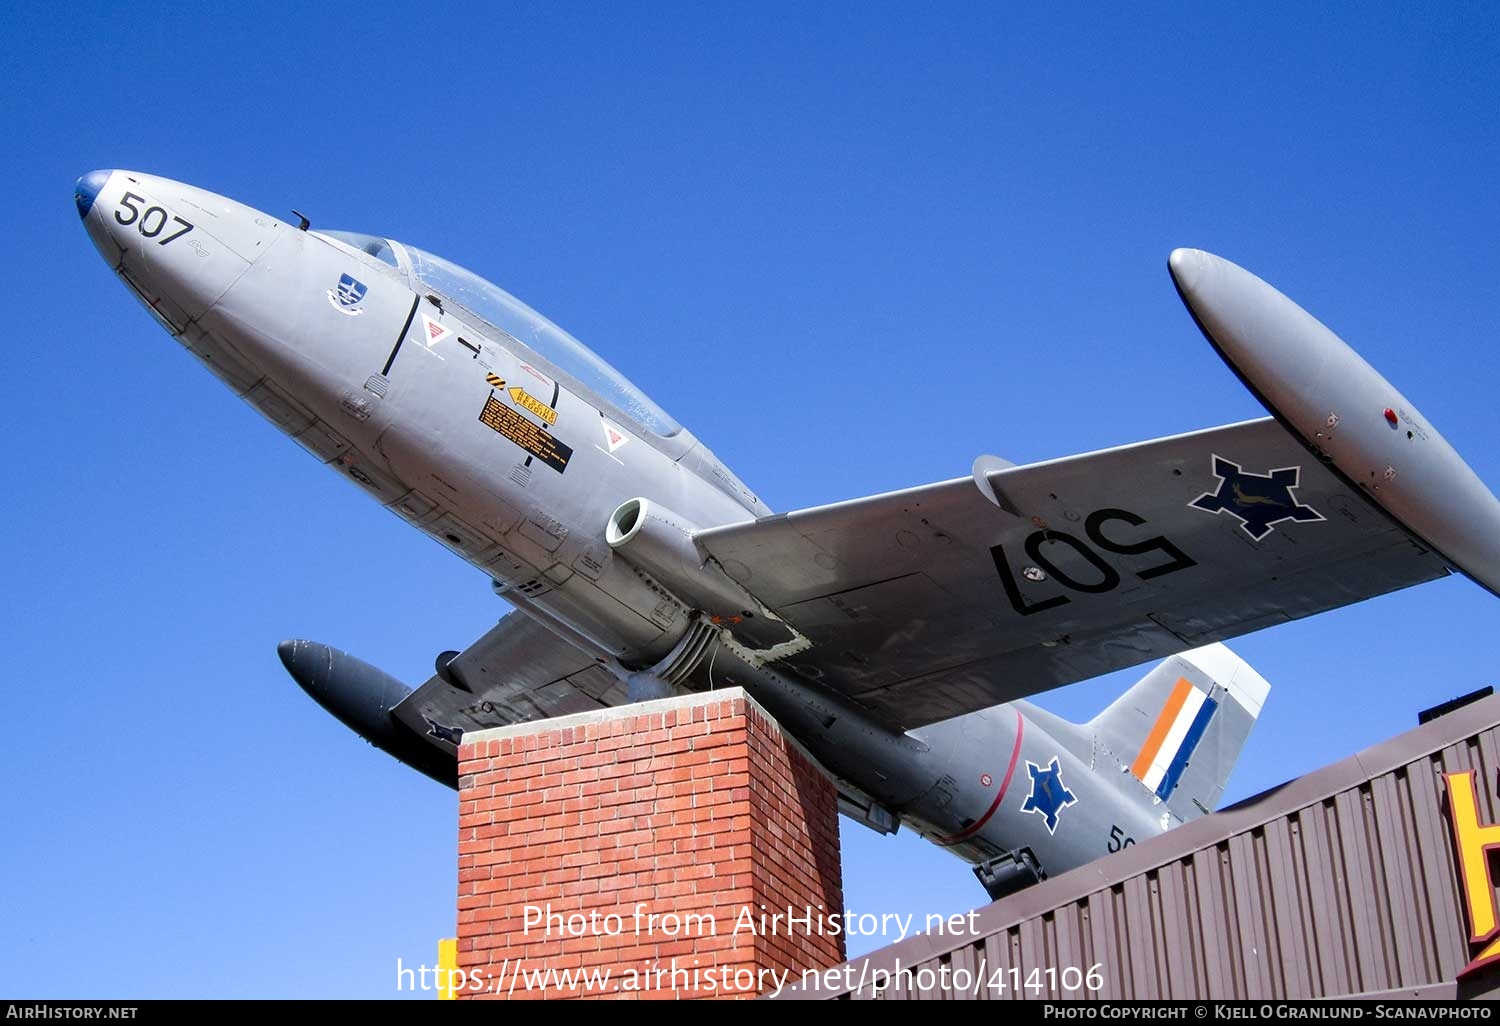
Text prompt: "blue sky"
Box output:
[[5, 2, 1500, 998]]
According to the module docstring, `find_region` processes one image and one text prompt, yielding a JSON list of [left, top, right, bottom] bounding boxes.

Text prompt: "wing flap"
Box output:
[[391, 611, 623, 754]]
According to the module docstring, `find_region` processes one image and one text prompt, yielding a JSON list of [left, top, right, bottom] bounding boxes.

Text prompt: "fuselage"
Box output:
[[76, 170, 1169, 893]]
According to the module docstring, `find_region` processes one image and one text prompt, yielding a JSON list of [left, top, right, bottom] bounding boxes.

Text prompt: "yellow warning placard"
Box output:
[[508, 386, 558, 426], [480, 394, 572, 472]]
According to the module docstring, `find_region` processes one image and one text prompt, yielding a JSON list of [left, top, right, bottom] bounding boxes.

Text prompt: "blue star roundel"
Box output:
[[1020, 757, 1078, 835]]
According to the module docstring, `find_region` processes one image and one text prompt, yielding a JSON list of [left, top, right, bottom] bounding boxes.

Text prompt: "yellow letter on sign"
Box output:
[[1444, 770, 1500, 976]]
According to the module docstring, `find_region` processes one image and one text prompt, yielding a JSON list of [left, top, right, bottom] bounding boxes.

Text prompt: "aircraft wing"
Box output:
[[694, 416, 1449, 729], [390, 611, 625, 753]]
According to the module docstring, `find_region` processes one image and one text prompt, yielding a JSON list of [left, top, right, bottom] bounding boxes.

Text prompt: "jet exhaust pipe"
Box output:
[[605, 498, 804, 654], [277, 640, 455, 786], [606, 498, 761, 624]]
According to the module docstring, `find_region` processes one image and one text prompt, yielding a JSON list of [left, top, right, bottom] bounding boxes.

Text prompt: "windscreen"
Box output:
[[319, 230, 399, 268], [402, 243, 682, 438]]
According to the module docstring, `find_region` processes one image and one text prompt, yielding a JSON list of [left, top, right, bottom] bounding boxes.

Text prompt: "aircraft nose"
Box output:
[[75, 169, 111, 219], [75, 169, 284, 332]]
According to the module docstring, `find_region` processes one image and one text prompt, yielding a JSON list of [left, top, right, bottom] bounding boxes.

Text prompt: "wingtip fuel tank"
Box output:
[[1170, 247, 1500, 598], [278, 640, 455, 787]]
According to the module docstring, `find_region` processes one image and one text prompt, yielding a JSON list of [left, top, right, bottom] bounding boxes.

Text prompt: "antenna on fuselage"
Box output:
[[290, 209, 310, 232]]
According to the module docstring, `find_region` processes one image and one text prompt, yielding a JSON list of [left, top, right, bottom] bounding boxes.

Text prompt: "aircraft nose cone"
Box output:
[[74, 169, 111, 219]]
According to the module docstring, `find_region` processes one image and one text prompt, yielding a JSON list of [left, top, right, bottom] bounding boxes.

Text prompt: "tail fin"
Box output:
[[1090, 643, 1270, 823]]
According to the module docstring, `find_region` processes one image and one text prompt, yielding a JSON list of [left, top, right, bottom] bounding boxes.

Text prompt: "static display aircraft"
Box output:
[[75, 169, 1500, 898]]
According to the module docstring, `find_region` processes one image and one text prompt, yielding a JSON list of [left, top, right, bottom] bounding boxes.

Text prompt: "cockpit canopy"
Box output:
[[320, 230, 682, 438]]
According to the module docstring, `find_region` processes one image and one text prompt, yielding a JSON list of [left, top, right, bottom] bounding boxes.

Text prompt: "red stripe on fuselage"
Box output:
[[935, 710, 1025, 847]]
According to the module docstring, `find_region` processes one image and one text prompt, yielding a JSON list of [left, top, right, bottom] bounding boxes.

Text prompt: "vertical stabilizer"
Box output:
[[1088, 643, 1270, 823]]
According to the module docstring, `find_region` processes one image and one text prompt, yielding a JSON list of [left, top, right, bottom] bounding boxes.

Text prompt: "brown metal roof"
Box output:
[[777, 692, 1500, 1000]]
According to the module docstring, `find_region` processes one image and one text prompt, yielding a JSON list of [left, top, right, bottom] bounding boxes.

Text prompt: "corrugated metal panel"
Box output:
[[779, 694, 1500, 1000]]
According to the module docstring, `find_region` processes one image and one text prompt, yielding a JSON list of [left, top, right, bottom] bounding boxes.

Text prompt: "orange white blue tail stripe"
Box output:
[[1130, 677, 1218, 801]]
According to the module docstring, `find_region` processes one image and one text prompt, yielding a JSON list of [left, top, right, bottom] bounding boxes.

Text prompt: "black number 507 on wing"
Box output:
[[991, 507, 1196, 616]]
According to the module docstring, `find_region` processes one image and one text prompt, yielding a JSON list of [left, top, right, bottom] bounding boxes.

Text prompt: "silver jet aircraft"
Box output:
[[74, 169, 1500, 898]]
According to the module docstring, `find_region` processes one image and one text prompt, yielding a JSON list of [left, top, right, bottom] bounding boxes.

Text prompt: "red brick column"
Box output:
[[455, 687, 844, 1000]]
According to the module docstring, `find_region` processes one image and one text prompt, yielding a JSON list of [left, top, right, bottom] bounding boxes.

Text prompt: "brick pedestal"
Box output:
[[455, 687, 844, 999]]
